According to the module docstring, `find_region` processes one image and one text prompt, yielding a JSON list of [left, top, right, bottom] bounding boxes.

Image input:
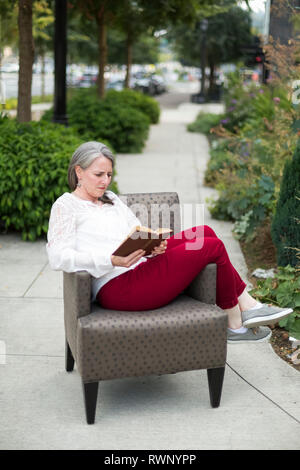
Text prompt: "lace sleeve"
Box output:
[[46, 201, 114, 278]]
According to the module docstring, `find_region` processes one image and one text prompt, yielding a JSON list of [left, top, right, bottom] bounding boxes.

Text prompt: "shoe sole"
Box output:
[[242, 308, 293, 328], [227, 330, 272, 344]]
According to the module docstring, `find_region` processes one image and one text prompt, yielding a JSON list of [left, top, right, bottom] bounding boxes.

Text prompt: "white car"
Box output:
[[1, 63, 19, 73]]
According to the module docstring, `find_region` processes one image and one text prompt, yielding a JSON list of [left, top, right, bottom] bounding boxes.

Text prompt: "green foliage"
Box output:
[[169, 5, 252, 69], [207, 173, 276, 241], [187, 112, 223, 135], [271, 140, 300, 267], [188, 69, 297, 244], [204, 138, 237, 185], [42, 88, 154, 153], [104, 89, 160, 124], [249, 265, 300, 340], [222, 71, 292, 134], [0, 115, 118, 240]]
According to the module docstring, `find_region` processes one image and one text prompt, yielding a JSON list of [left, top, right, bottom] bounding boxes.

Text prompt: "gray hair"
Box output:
[[68, 142, 115, 204]]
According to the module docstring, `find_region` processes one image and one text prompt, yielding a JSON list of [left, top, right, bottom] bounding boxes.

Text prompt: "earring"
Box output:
[[77, 179, 82, 188]]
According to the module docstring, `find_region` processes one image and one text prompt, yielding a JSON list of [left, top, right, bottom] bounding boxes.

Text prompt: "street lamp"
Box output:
[[191, 18, 208, 104]]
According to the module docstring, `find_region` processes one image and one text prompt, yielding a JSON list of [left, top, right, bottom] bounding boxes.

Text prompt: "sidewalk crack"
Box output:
[[22, 261, 49, 297], [226, 362, 300, 425]]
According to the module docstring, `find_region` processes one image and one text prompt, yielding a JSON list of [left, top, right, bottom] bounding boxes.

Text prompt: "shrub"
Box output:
[[207, 169, 276, 242], [42, 88, 152, 153], [105, 89, 160, 124], [271, 140, 300, 267], [204, 138, 238, 186], [249, 265, 300, 340], [187, 112, 223, 135], [0, 115, 118, 240]]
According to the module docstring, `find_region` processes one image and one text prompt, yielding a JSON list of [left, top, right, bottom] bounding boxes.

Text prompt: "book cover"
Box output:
[[112, 226, 173, 257]]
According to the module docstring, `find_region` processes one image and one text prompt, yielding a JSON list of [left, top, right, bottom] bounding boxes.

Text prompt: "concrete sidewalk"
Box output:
[[0, 87, 299, 450]]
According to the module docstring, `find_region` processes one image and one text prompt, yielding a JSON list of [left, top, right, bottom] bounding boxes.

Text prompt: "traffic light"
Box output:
[[241, 36, 266, 68]]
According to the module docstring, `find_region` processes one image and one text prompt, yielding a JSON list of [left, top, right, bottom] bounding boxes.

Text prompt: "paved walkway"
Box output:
[[0, 85, 299, 450]]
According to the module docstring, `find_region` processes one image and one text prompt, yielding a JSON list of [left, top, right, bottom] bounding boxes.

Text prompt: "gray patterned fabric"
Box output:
[[185, 264, 217, 304], [77, 295, 227, 382], [63, 192, 227, 387], [119, 192, 181, 234], [63, 271, 91, 359]]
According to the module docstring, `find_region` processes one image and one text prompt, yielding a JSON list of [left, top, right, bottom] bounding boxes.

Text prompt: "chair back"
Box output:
[[120, 192, 181, 234]]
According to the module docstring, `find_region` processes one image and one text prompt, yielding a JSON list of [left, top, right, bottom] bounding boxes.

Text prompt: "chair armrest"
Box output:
[[63, 271, 92, 319], [63, 271, 92, 361], [185, 264, 217, 305]]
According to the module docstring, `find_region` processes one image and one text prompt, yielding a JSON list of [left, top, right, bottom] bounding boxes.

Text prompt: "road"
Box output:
[[0, 72, 54, 100]]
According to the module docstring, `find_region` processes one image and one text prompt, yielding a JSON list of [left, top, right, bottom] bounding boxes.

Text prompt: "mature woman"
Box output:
[[47, 141, 292, 344]]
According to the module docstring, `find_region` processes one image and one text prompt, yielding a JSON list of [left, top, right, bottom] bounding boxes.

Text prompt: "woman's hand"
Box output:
[[111, 249, 146, 268], [150, 240, 167, 256]]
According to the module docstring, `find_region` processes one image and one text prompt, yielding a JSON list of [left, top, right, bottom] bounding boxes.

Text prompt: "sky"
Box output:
[[241, 0, 266, 13]]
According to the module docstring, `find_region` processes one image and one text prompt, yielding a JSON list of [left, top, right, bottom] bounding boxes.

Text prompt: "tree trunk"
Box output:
[[97, 13, 107, 99], [17, 0, 34, 122], [125, 36, 133, 89]]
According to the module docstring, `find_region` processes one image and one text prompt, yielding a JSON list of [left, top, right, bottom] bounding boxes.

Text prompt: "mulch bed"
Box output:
[[269, 325, 300, 372]]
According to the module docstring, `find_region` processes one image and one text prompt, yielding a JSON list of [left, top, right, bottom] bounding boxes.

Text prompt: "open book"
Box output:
[[112, 226, 173, 257]]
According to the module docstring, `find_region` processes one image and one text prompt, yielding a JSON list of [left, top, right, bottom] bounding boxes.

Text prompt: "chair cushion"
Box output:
[[76, 295, 227, 382]]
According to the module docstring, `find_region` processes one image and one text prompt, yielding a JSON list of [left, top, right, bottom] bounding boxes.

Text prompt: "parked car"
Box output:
[[151, 74, 167, 94], [106, 79, 124, 91], [0, 63, 19, 73], [75, 73, 98, 88], [132, 72, 167, 95]]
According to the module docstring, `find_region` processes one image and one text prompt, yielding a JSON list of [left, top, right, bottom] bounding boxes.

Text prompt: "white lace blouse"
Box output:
[[46, 190, 147, 300]]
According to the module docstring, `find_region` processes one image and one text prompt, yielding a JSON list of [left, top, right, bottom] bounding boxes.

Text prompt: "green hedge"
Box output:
[[42, 88, 159, 153], [105, 89, 160, 125], [0, 115, 118, 240], [271, 140, 300, 267]]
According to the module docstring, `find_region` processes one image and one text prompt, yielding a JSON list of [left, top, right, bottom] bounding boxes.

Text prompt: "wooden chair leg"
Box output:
[[82, 381, 99, 424], [65, 340, 75, 372], [207, 366, 225, 408]]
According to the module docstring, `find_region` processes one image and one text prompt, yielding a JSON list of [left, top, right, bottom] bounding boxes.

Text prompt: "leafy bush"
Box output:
[[187, 112, 223, 135], [221, 71, 292, 134], [249, 265, 300, 340], [0, 115, 118, 240], [42, 88, 153, 153], [271, 140, 300, 267], [204, 138, 238, 186], [105, 88, 160, 124]]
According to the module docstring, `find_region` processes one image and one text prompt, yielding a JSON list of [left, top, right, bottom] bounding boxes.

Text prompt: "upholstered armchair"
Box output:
[[63, 192, 227, 424]]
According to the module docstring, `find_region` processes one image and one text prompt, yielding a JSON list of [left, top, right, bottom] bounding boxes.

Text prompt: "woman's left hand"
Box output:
[[151, 240, 167, 256]]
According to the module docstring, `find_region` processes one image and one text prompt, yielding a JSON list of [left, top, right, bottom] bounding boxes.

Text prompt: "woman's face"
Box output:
[[75, 155, 113, 200]]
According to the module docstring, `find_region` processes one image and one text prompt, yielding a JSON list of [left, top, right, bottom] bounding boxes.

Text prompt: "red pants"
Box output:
[[97, 225, 247, 311]]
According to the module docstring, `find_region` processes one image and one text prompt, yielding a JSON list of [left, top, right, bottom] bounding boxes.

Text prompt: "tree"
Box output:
[[0, 1, 18, 70], [113, 0, 146, 88], [33, 0, 54, 99], [168, 4, 252, 97], [17, 0, 34, 122], [69, 0, 121, 98], [107, 29, 160, 67]]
